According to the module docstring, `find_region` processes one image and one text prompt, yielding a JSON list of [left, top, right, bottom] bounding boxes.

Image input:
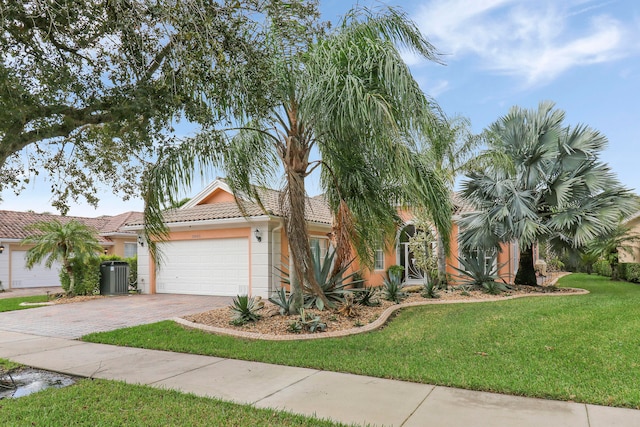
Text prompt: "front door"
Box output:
[[398, 225, 424, 284]]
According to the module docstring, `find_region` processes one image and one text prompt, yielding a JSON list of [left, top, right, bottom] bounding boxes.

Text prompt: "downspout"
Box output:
[[508, 241, 512, 285], [271, 221, 284, 296]]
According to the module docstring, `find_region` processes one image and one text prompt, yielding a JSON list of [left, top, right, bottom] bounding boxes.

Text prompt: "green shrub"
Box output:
[[386, 265, 405, 282], [59, 256, 102, 295], [593, 259, 612, 277], [126, 256, 138, 290], [620, 263, 640, 283]]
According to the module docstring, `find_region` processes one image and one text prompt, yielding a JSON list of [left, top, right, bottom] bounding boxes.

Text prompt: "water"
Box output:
[[0, 368, 76, 399]]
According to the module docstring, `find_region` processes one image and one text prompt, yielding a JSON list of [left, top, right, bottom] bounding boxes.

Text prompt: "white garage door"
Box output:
[[156, 238, 249, 296], [11, 251, 62, 288]]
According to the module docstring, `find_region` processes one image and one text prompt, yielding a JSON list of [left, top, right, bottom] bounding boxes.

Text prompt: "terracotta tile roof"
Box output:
[[0, 210, 141, 243], [159, 202, 268, 224], [100, 212, 144, 233], [127, 186, 333, 227]]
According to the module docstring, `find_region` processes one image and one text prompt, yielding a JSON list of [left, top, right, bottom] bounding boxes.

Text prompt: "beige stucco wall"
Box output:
[[620, 216, 640, 263]]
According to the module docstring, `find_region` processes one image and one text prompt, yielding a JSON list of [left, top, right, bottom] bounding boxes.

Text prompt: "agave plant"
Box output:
[[268, 287, 294, 316], [452, 254, 510, 295], [297, 308, 327, 333], [352, 286, 381, 307], [382, 267, 407, 303], [421, 280, 440, 299], [304, 240, 359, 310], [230, 295, 264, 325]]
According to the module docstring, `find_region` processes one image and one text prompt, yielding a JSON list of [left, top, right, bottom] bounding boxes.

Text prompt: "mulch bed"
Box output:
[[183, 284, 580, 337]]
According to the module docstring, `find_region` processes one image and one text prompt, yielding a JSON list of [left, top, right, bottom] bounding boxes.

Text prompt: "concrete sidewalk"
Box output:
[[1, 332, 639, 426]]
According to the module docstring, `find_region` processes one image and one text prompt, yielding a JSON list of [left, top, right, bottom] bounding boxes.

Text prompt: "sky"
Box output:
[[2, 0, 639, 217]]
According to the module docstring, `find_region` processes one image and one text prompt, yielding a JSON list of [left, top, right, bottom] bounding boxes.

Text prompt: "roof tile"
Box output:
[[0, 210, 141, 242]]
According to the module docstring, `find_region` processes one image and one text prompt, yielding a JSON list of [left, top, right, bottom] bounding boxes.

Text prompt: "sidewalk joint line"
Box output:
[[585, 404, 592, 427], [146, 358, 227, 386], [252, 369, 321, 405], [399, 384, 437, 427]]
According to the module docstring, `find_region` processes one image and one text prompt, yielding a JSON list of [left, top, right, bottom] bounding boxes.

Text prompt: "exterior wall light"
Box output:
[[254, 228, 262, 242], [137, 235, 145, 246], [0, 245, 4, 254]]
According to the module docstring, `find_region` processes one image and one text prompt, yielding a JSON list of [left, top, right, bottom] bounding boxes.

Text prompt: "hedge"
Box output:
[[59, 255, 137, 295], [619, 263, 640, 283], [592, 259, 612, 277]]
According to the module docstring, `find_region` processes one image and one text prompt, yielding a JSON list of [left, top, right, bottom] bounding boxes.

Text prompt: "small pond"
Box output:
[[0, 368, 77, 399]]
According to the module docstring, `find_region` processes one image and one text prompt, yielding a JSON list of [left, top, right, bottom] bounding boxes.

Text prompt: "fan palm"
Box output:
[[459, 101, 636, 285], [143, 5, 452, 312], [21, 220, 103, 295]]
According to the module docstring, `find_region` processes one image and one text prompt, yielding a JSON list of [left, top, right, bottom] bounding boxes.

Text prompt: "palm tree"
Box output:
[[22, 220, 103, 295], [143, 6, 452, 312], [419, 113, 481, 284], [459, 101, 636, 286]]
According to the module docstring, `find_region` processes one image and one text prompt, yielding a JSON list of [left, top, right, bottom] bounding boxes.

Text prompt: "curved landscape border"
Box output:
[[173, 285, 589, 342]]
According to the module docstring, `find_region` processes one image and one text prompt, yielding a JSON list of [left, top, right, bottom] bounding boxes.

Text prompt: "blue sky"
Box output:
[[3, 0, 639, 216]]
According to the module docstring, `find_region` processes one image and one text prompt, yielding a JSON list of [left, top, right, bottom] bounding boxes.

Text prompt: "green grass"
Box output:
[[84, 274, 640, 409], [0, 294, 50, 312], [0, 378, 345, 426], [0, 358, 21, 370]]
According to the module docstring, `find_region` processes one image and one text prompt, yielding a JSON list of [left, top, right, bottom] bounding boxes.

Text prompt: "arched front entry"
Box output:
[[397, 224, 424, 284]]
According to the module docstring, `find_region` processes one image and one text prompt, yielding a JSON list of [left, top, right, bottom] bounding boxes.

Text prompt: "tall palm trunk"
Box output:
[[64, 261, 76, 295], [515, 243, 537, 286], [436, 233, 447, 286], [280, 101, 329, 313], [284, 168, 329, 313]]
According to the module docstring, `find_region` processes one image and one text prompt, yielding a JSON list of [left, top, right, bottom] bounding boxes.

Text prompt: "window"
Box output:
[[461, 248, 496, 272], [374, 247, 385, 270], [124, 242, 137, 258], [310, 238, 329, 260]]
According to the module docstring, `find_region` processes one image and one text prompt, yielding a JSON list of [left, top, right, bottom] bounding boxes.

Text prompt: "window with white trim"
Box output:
[[310, 237, 329, 260], [124, 242, 137, 258], [374, 247, 385, 270], [460, 247, 496, 272]]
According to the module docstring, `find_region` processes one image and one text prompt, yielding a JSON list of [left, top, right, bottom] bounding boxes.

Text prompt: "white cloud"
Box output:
[[426, 79, 450, 97], [412, 0, 637, 86]]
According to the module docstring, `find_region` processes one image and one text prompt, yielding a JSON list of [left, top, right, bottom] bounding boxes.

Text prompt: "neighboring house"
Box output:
[[619, 211, 640, 263], [0, 210, 142, 290], [128, 179, 519, 298]]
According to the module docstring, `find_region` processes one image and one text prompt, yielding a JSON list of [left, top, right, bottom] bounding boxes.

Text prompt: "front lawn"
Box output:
[[0, 295, 50, 312], [0, 378, 345, 426], [83, 274, 640, 408]]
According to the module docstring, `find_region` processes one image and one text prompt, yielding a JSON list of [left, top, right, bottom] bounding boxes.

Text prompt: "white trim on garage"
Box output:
[[155, 238, 249, 296]]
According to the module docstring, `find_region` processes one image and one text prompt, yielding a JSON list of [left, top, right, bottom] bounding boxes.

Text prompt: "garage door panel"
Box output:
[[156, 238, 249, 296], [11, 251, 61, 288]]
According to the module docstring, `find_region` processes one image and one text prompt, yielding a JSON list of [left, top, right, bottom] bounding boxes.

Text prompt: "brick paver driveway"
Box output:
[[0, 294, 231, 339]]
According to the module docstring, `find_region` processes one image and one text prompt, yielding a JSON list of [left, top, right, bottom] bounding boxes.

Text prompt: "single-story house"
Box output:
[[0, 210, 142, 290], [128, 179, 519, 298]]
